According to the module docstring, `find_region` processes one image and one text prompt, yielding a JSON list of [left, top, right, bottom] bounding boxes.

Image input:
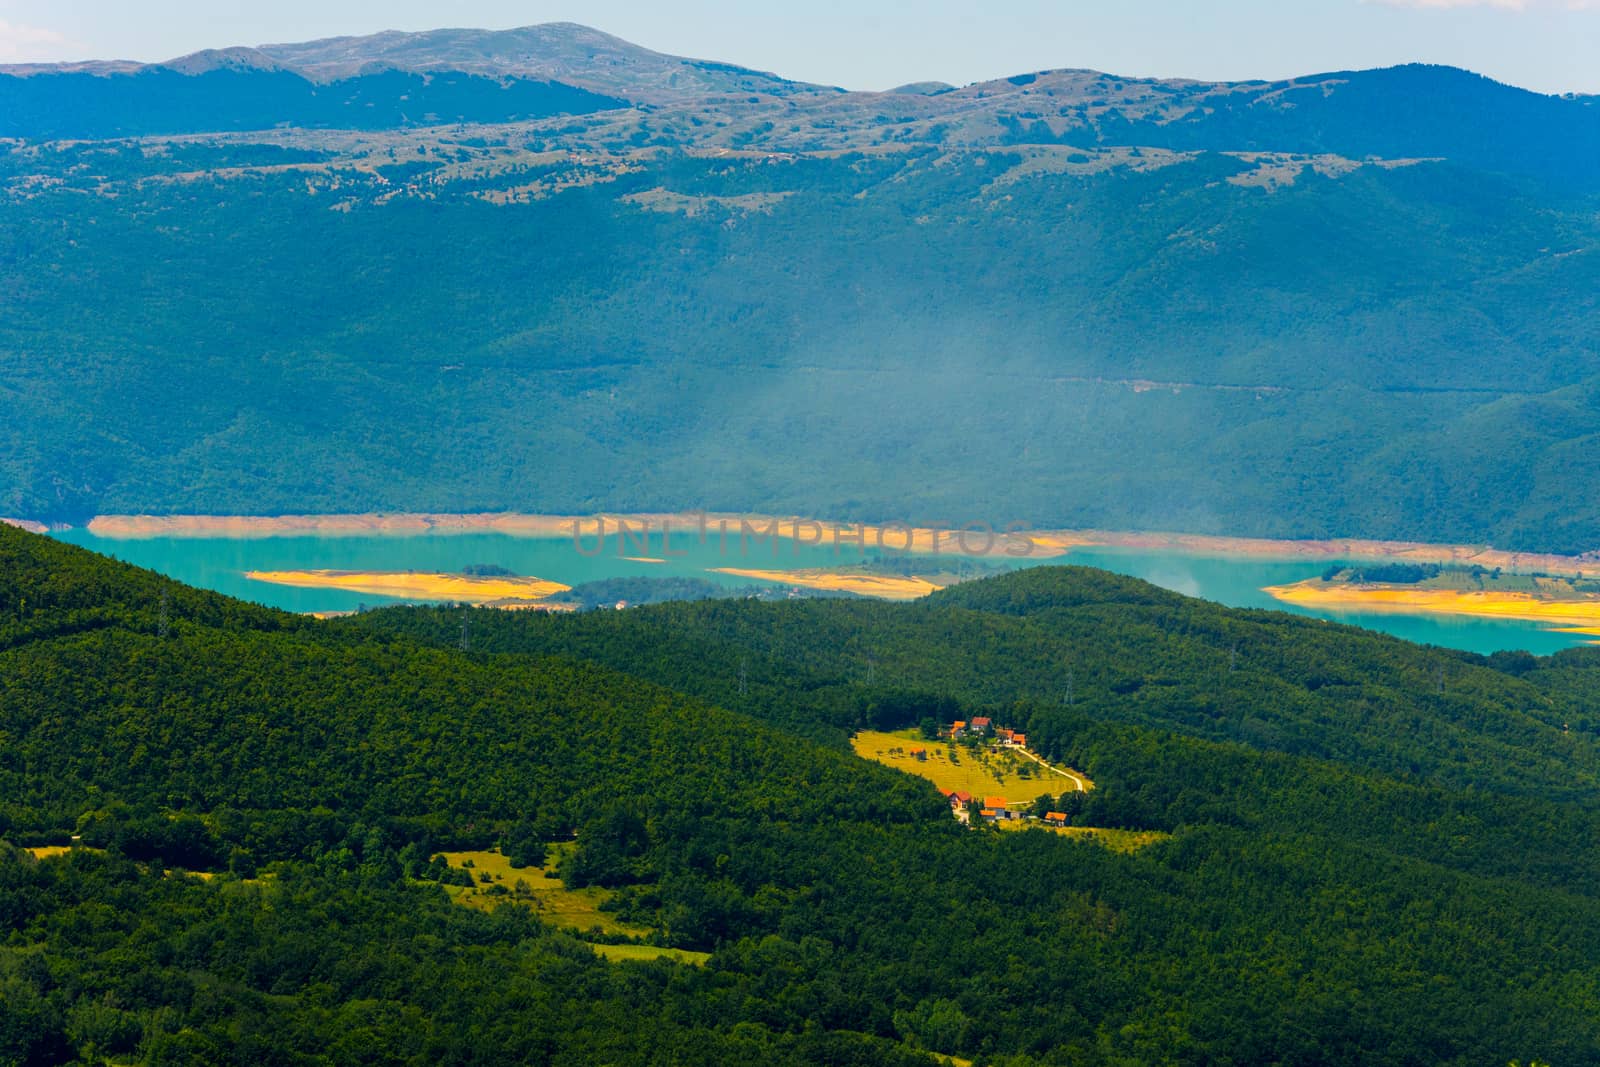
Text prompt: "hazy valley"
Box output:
[[4, 20, 1600, 1066], [3, 24, 1598, 552]]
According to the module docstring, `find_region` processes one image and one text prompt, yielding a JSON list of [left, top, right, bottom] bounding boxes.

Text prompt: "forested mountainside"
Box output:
[[4, 523, 1600, 1063], [0, 66, 625, 140], [2, 25, 1598, 552]]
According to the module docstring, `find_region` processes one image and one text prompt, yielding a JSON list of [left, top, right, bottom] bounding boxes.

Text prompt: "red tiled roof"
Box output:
[[1045, 812, 1068, 822], [979, 808, 997, 817], [984, 796, 1008, 809], [971, 717, 992, 726], [953, 791, 972, 803]]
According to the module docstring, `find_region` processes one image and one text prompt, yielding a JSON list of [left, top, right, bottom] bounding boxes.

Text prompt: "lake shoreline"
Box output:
[[1266, 577, 1600, 633], [61, 511, 1600, 577], [42, 515, 1596, 654]]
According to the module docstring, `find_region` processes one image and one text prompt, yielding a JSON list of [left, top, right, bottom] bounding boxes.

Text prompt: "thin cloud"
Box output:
[[0, 18, 72, 62]]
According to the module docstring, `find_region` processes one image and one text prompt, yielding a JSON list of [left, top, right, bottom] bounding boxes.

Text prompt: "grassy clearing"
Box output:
[[854, 732, 1157, 854], [590, 943, 712, 966], [25, 845, 76, 860], [851, 729, 1089, 806], [436, 847, 707, 966], [1002, 823, 1171, 853], [437, 847, 648, 938]]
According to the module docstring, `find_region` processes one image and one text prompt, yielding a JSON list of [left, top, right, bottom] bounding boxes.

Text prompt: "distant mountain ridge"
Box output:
[[1, 26, 1593, 188], [0, 22, 825, 101], [254, 23, 825, 99], [1, 25, 1598, 551], [0, 23, 828, 138]]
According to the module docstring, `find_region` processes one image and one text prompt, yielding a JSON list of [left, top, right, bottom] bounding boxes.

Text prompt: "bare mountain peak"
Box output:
[[158, 47, 288, 76], [254, 22, 819, 101], [887, 81, 954, 96]]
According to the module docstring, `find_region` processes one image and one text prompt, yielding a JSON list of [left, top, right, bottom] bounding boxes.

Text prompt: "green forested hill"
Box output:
[[2, 32, 1600, 551], [350, 567, 1600, 800], [6, 524, 1600, 1063]]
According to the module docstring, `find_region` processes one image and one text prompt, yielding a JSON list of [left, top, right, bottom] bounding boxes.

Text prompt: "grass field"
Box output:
[[852, 731, 1164, 854], [436, 847, 708, 966], [437, 847, 646, 935], [851, 729, 1091, 806], [590, 943, 712, 966], [1001, 823, 1171, 853], [25, 845, 75, 860]]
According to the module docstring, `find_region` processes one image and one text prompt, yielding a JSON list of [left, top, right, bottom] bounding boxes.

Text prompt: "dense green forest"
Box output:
[[4, 524, 1600, 1063], [2, 38, 1599, 552]]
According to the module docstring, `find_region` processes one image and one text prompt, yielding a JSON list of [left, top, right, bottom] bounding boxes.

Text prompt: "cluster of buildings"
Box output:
[[947, 716, 1028, 750], [903, 717, 1074, 829], [939, 789, 1071, 828]]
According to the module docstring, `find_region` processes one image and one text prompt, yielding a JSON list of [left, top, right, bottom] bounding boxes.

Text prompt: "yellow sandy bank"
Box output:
[[245, 569, 570, 603], [1265, 579, 1600, 629], [712, 567, 946, 600]]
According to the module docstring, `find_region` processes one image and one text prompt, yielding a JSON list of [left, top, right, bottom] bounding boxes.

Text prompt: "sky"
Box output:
[[0, 0, 1596, 95]]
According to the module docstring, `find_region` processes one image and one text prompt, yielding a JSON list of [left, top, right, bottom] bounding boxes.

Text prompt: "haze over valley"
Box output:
[[4, 16, 1600, 1066], [3, 23, 1598, 553]]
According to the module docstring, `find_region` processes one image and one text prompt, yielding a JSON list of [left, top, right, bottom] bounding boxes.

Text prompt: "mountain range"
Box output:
[[1, 25, 1597, 551]]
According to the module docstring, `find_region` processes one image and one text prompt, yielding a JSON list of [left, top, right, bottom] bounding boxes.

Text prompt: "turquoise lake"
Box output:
[[51, 527, 1590, 656]]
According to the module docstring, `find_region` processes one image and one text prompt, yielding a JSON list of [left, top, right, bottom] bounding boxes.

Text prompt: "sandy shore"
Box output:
[[245, 569, 570, 603], [64, 511, 1600, 576], [1265, 578, 1600, 630], [712, 567, 948, 600], [1, 518, 48, 534]]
